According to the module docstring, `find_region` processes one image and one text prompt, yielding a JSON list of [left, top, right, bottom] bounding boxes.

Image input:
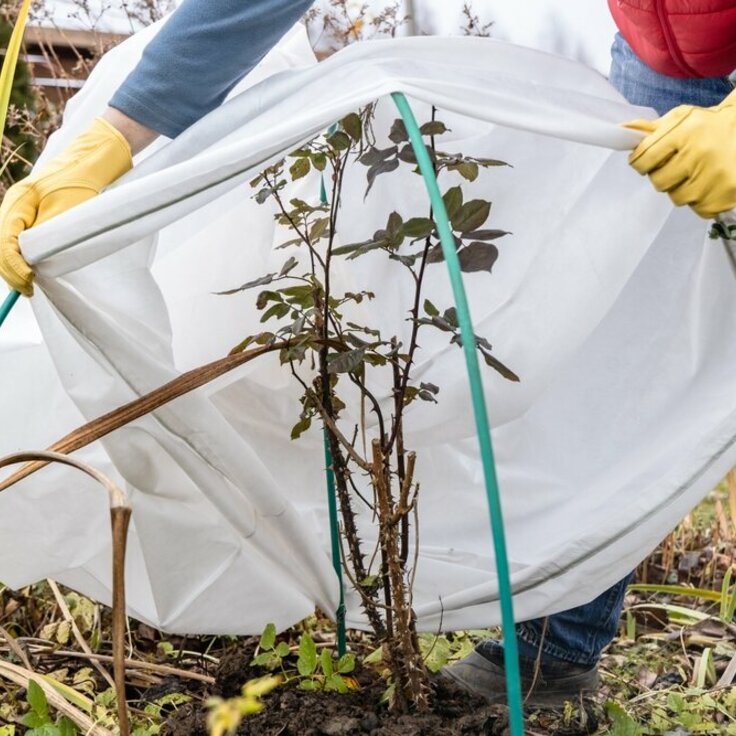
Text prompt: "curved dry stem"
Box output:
[[0, 450, 131, 736], [0, 341, 285, 492]]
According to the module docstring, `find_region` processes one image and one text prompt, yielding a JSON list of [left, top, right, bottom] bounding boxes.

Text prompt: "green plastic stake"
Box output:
[[323, 430, 347, 656], [0, 290, 20, 329], [320, 151, 347, 657], [392, 91, 525, 735]]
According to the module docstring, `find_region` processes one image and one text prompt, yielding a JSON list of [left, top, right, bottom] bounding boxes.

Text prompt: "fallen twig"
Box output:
[[46, 579, 116, 691], [0, 660, 112, 736], [0, 625, 32, 670]]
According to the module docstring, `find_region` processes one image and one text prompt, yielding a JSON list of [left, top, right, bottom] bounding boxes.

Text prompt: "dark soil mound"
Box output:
[[163, 642, 598, 736]]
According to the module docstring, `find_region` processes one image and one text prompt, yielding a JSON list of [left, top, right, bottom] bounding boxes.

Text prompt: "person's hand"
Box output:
[[0, 117, 133, 296], [625, 89, 736, 219]]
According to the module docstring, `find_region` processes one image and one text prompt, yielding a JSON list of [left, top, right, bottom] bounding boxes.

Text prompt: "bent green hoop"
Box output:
[[392, 91, 524, 736]]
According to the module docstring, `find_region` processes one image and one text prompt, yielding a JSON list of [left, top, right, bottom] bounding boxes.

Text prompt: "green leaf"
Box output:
[[474, 157, 509, 167], [20, 713, 45, 729], [720, 566, 735, 622], [452, 161, 479, 182], [386, 211, 404, 246], [331, 236, 386, 257], [341, 113, 362, 141], [389, 119, 408, 144], [443, 307, 458, 328], [465, 229, 508, 241], [281, 284, 315, 305], [359, 146, 396, 166], [260, 302, 290, 323], [275, 641, 291, 658], [259, 623, 276, 651], [256, 290, 283, 310], [290, 416, 312, 440], [424, 315, 454, 333], [606, 702, 643, 736], [57, 718, 77, 736], [325, 674, 348, 693], [480, 349, 520, 382], [289, 157, 311, 181], [423, 299, 439, 317], [320, 649, 334, 678], [326, 131, 351, 151], [298, 679, 320, 691], [397, 145, 417, 164], [403, 217, 435, 239], [254, 332, 275, 345], [252, 651, 281, 669], [215, 273, 274, 295], [420, 121, 449, 137], [297, 633, 318, 677], [366, 157, 399, 196], [255, 187, 275, 204], [311, 152, 327, 171], [458, 242, 499, 273], [26, 725, 58, 736], [425, 244, 444, 264], [628, 584, 721, 602], [310, 217, 330, 241], [363, 646, 383, 665], [279, 256, 298, 276], [327, 348, 365, 374], [452, 200, 491, 233], [27, 680, 49, 720], [337, 653, 356, 674], [380, 683, 395, 705], [0, 0, 31, 137], [421, 635, 452, 673], [390, 253, 418, 267], [442, 186, 463, 221]]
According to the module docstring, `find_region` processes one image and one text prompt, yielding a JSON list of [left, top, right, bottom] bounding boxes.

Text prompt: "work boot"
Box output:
[[441, 639, 599, 708]]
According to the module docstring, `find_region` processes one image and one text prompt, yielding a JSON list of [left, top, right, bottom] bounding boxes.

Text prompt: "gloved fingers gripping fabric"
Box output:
[[625, 90, 736, 219], [0, 117, 133, 296], [0, 187, 35, 295]]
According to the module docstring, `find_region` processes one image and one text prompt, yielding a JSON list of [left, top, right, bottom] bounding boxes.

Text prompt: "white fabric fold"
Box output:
[[0, 21, 730, 634]]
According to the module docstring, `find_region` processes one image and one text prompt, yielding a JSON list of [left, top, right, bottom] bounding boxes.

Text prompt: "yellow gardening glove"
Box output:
[[0, 117, 132, 296], [626, 88, 736, 220]]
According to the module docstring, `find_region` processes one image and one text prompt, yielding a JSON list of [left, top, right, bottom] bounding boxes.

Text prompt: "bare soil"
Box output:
[[162, 642, 599, 736]]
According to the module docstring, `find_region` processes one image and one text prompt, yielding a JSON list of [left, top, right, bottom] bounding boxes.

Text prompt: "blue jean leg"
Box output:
[[510, 36, 732, 670], [515, 572, 634, 667], [609, 32, 732, 115]]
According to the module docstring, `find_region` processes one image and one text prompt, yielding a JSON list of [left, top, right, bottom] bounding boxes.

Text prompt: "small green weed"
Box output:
[[21, 680, 78, 736], [251, 623, 356, 693]]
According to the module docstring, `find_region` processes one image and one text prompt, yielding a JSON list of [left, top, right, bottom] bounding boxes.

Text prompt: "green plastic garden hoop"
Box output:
[[0, 289, 19, 328], [392, 91, 524, 736]]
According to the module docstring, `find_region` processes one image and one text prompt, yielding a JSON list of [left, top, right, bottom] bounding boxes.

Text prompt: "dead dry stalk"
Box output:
[[0, 451, 132, 736]]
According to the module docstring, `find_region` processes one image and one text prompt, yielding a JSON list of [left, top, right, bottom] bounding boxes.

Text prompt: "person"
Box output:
[[444, 0, 736, 704], [0, 0, 733, 707]]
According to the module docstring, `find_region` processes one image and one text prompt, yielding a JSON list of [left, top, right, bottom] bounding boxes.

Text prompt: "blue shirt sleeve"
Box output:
[[109, 0, 314, 138]]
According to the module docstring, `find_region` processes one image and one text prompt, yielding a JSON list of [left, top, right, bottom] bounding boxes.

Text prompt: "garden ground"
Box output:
[[0, 478, 734, 736]]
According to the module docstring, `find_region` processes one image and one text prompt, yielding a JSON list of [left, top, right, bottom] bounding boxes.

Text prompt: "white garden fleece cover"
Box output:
[[0, 9, 733, 635]]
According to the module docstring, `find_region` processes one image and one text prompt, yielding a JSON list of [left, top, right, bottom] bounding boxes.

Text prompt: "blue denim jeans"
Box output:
[[609, 32, 732, 115], [512, 35, 733, 669]]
